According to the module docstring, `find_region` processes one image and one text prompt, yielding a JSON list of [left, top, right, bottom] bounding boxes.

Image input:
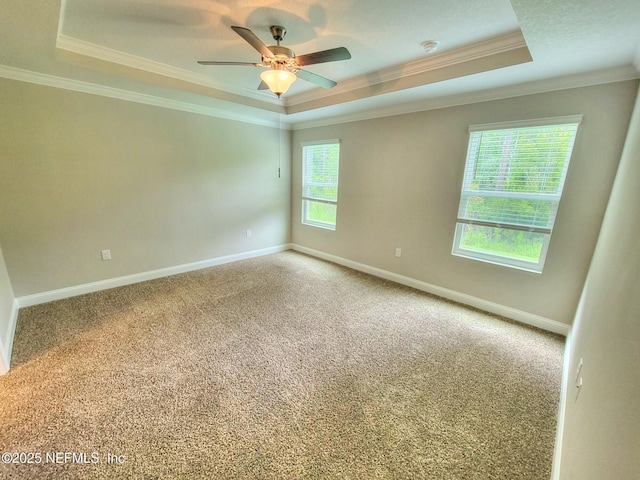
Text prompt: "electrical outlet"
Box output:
[[246, 229, 252, 238], [395, 248, 402, 257], [101, 249, 111, 261]]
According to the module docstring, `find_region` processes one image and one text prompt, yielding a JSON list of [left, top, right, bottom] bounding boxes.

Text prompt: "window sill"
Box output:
[[302, 220, 336, 231]]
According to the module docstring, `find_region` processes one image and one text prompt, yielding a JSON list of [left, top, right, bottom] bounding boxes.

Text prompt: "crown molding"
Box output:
[[0, 64, 282, 128], [2, 61, 636, 133], [288, 65, 640, 130], [56, 33, 278, 106], [284, 31, 529, 108], [56, 30, 531, 116]]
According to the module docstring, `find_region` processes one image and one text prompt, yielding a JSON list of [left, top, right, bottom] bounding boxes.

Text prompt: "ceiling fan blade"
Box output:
[[296, 69, 337, 89], [295, 47, 351, 66], [257, 80, 269, 90], [198, 61, 261, 66], [231, 26, 274, 58]]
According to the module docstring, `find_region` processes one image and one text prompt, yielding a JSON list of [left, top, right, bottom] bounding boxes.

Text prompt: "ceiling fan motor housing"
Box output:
[[264, 25, 296, 71], [263, 45, 297, 71]]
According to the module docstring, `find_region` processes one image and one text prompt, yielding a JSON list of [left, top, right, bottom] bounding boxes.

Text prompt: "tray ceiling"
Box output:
[[0, 0, 638, 128]]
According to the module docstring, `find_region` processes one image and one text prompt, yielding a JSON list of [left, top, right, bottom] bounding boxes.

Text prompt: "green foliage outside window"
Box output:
[[303, 142, 340, 228], [459, 225, 544, 262], [456, 122, 579, 268], [306, 201, 337, 226]]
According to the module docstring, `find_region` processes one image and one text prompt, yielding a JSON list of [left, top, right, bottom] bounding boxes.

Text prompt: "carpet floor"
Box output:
[[0, 251, 564, 479]]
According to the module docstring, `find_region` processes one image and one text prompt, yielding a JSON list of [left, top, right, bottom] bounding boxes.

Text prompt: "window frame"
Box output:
[[301, 139, 341, 231], [452, 115, 582, 273]]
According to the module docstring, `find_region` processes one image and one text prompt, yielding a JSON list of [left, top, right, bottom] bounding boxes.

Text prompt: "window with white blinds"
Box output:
[[452, 116, 581, 272], [302, 140, 340, 230]]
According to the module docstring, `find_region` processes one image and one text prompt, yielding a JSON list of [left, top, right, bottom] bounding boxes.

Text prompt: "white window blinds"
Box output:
[[457, 117, 581, 234], [302, 140, 340, 230]]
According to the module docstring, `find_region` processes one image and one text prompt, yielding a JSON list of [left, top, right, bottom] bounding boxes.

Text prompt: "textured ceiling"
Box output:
[[0, 0, 639, 128]]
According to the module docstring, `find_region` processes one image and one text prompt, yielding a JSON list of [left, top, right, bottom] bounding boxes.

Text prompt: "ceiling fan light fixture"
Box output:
[[198, 25, 350, 94], [260, 69, 297, 98]]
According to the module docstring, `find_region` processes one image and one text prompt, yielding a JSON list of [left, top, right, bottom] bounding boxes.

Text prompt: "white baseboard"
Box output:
[[7, 242, 567, 375], [0, 298, 19, 375], [550, 327, 573, 479], [291, 244, 570, 336], [17, 244, 291, 308]]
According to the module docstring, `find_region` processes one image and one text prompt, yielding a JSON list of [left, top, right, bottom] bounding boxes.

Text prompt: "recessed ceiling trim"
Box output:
[[284, 31, 530, 108], [285, 42, 533, 114], [286, 65, 640, 130], [56, 33, 280, 105], [56, 28, 531, 117]]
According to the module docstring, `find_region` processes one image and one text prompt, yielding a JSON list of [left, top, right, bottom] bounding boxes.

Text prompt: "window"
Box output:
[[302, 140, 340, 230], [452, 115, 581, 273]]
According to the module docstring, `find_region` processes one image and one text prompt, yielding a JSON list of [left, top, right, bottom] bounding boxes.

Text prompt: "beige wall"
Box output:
[[557, 86, 640, 479], [291, 81, 638, 324], [0, 244, 16, 374], [0, 78, 291, 296]]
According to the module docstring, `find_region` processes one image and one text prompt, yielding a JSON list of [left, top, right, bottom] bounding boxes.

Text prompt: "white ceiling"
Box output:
[[1, 0, 639, 129]]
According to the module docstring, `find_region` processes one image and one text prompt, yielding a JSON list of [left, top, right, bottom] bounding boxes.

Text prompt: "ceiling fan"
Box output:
[[198, 25, 351, 98]]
